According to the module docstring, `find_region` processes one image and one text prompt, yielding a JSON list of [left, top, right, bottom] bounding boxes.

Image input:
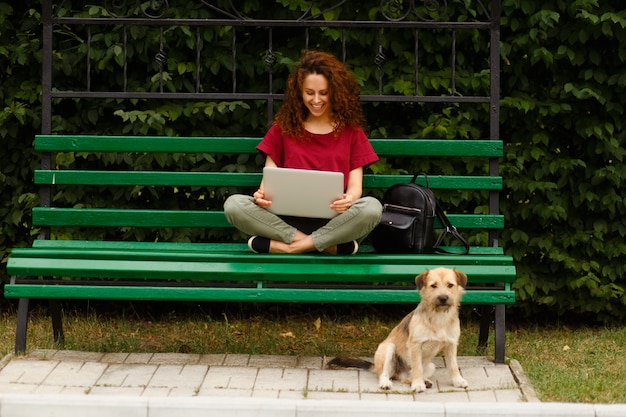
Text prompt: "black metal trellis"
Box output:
[[42, 0, 500, 133]]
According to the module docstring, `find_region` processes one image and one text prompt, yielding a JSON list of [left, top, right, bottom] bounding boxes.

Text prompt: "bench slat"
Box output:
[[35, 136, 262, 154], [10, 247, 514, 266], [4, 284, 516, 304], [31, 207, 505, 229], [7, 257, 516, 283], [30, 240, 506, 256], [371, 139, 502, 157], [35, 135, 503, 157], [35, 170, 502, 190]]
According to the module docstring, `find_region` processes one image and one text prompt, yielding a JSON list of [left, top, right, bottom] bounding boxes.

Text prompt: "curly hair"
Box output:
[[273, 50, 367, 138]]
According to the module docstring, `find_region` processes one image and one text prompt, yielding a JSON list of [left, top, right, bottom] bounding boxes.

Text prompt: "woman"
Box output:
[[224, 51, 382, 254]]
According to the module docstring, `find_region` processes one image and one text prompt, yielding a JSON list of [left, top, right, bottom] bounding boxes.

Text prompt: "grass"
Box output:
[[506, 324, 626, 403], [1, 300, 625, 403]]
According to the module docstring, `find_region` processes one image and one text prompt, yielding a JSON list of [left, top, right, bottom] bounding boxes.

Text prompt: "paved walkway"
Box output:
[[0, 350, 530, 402], [0, 350, 624, 416]]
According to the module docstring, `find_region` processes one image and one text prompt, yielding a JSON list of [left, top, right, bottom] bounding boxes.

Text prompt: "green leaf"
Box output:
[[87, 109, 98, 125]]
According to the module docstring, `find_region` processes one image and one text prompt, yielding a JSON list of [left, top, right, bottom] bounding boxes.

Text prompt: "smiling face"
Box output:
[[301, 72, 331, 121]]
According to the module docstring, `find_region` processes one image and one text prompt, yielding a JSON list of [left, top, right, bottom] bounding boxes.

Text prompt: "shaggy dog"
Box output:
[[327, 267, 469, 392]]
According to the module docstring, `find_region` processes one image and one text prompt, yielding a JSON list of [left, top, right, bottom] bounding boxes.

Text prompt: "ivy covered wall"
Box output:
[[1, 0, 625, 321]]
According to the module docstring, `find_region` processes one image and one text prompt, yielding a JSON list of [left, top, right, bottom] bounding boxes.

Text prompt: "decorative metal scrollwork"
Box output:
[[374, 47, 387, 69], [298, 0, 351, 21], [195, 0, 352, 21], [380, 0, 412, 22], [105, 0, 170, 18], [380, 0, 448, 22], [264, 50, 277, 71], [100, 0, 453, 21], [155, 49, 168, 69], [196, 0, 244, 19], [142, 0, 170, 18]]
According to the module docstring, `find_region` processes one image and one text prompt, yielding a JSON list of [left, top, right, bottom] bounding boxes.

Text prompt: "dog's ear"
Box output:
[[454, 270, 468, 288], [415, 270, 429, 289]]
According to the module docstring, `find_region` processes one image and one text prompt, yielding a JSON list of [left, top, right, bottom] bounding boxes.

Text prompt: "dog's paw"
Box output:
[[410, 381, 427, 393], [452, 376, 469, 389], [424, 379, 433, 389], [379, 376, 393, 390]]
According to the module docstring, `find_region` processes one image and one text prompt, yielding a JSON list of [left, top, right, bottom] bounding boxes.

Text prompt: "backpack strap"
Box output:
[[410, 172, 429, 187], [432, 206, 470, 255]]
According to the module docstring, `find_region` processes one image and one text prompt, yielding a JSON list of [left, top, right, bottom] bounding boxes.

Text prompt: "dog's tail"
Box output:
[[326, 356, 374, 370]]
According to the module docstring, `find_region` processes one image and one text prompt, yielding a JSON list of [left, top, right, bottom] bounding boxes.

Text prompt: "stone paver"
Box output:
[[223, 354, 251, 367], [254, 368, 308, 392], [249, 355, 298, 368], [201, 365, 258, 390], [43, 361, 108, 387], [125, 353, 154, 364], [0, 359, 58, 385], [149, 353, 201, 365], [97, 363, 158, 387], [308, 369, 360, 393], [198, 354, 226, 366], [148, 364, 208, 388]]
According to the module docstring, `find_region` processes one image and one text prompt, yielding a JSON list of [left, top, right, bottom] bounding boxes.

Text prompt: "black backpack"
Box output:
[[372, 173, 469, 254]]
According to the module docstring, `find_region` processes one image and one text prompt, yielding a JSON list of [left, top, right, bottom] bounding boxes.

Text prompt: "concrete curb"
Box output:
[[0, 352, 14, 371], [1, 395, 625, 417], [509, 358, 541, 402]]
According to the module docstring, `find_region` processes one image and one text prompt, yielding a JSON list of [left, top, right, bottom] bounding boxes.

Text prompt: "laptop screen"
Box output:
[[262, 167, 344, 219]]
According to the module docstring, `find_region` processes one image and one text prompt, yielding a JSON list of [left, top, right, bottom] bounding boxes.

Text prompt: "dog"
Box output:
[[327, 267, 469, 393]]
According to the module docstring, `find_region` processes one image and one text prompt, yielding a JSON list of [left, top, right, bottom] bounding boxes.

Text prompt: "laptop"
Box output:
[[262, 167, 344, 219]]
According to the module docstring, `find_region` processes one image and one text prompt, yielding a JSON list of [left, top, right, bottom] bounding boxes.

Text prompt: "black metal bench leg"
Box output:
[[49, 299, 65, 346], [477, 305, 492, 355], [15, 298, 30, 355], [494, 304, 506, 364]]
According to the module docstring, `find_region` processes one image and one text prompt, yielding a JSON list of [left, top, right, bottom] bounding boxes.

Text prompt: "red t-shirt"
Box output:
[[257, 125, 379, 190]]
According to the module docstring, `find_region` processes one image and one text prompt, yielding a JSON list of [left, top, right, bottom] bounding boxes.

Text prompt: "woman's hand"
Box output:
[[253, 188, 272, 209], [330, 193, 354, 213], [254, 156, 277, 209], [331, 167, 362, 213]]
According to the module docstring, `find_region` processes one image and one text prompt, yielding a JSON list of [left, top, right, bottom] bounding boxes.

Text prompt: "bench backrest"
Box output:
[[34, 135, 503, 247]]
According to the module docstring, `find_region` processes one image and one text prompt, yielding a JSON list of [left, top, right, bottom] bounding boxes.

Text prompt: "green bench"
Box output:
[[5, 134, 516, 362]]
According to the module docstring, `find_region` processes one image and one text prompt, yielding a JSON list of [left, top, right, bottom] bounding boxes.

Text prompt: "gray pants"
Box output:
[[223, 194, 382, 252]]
